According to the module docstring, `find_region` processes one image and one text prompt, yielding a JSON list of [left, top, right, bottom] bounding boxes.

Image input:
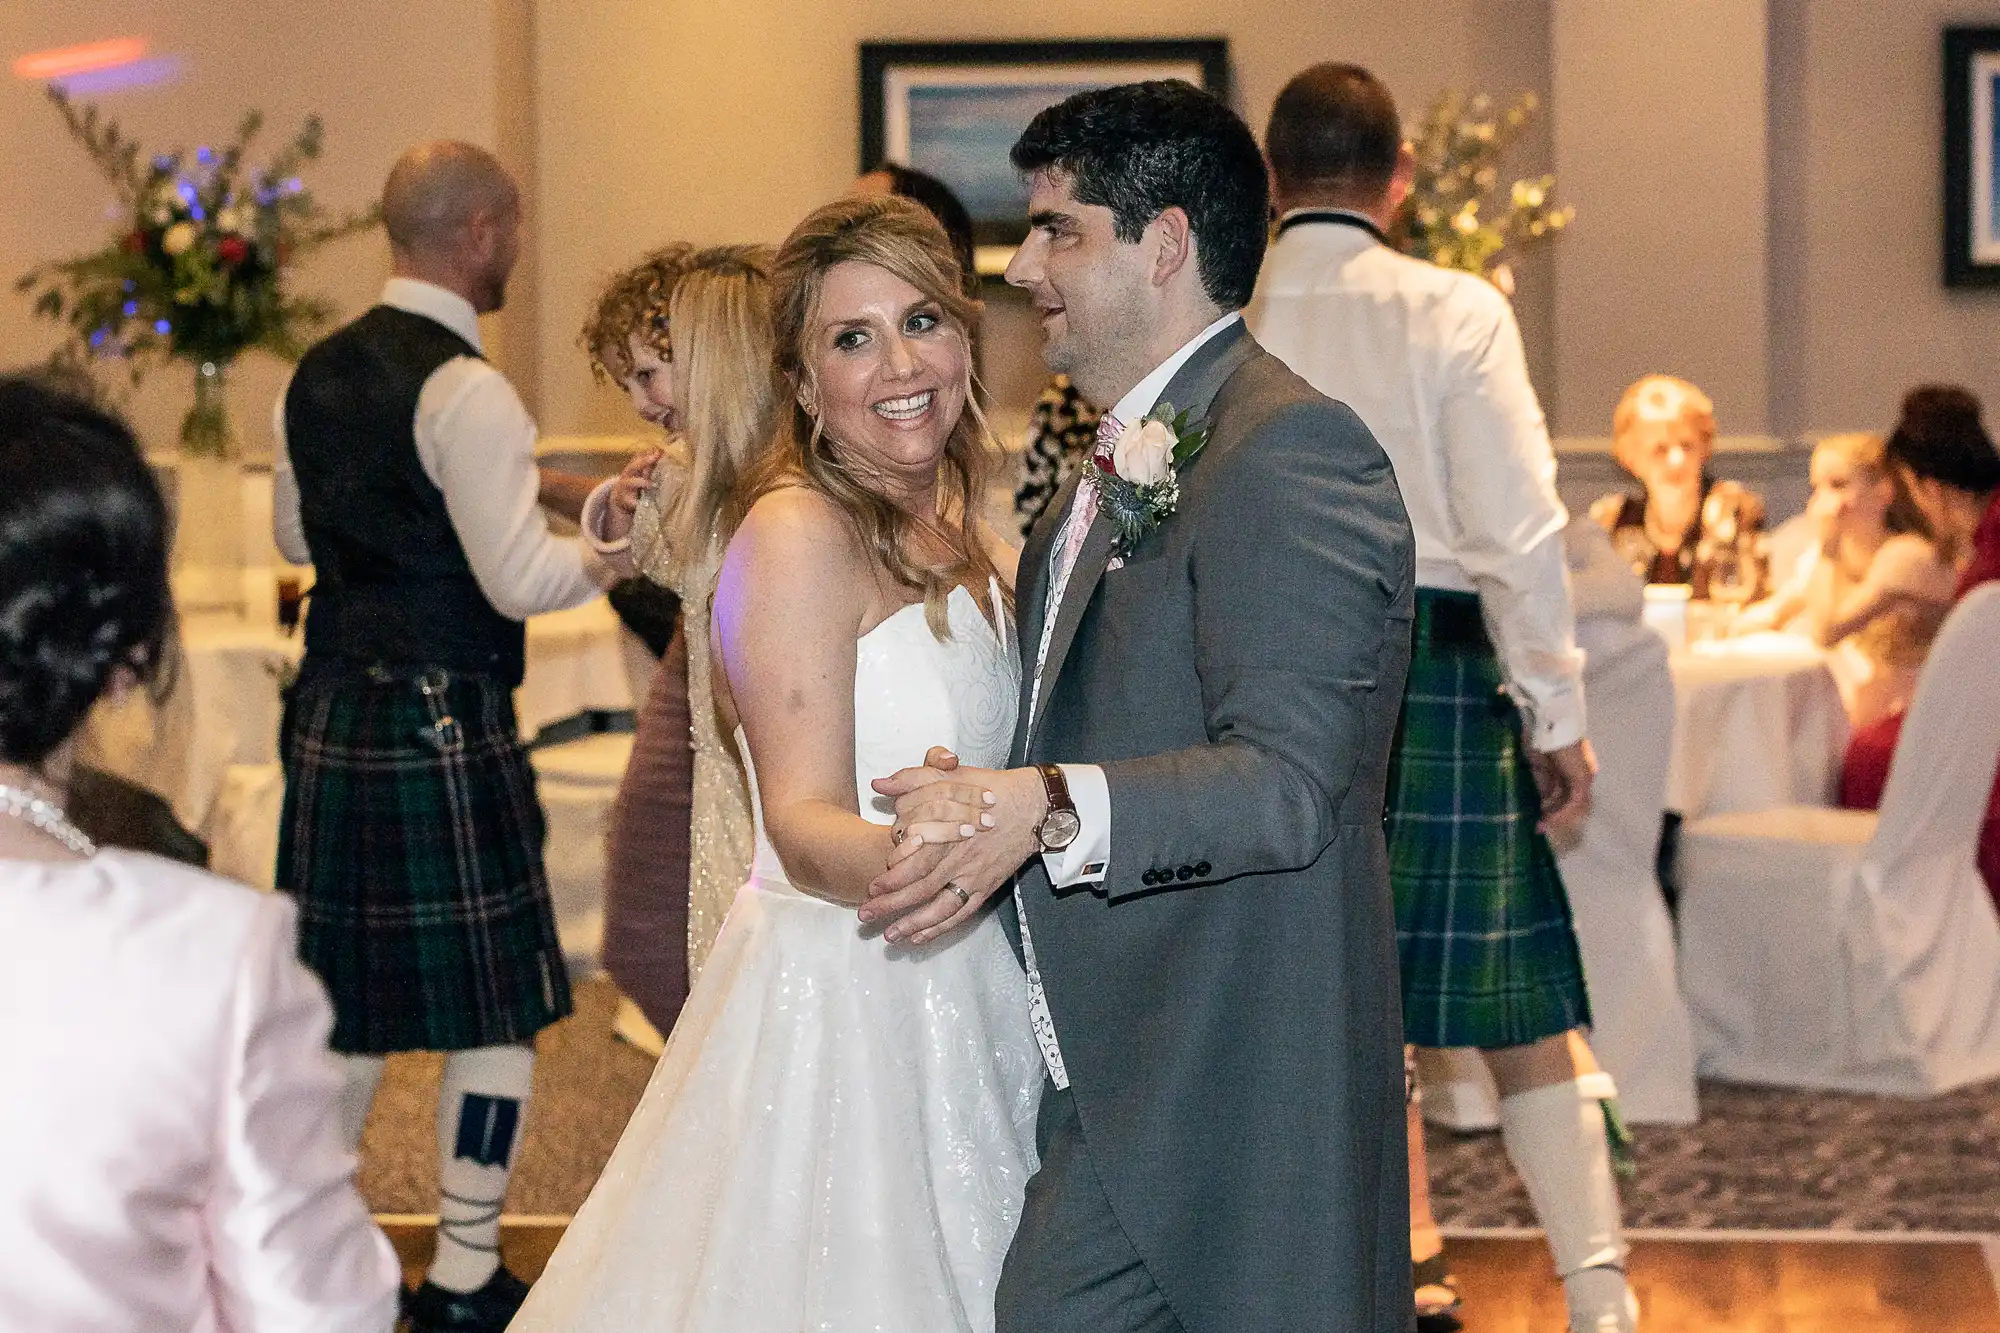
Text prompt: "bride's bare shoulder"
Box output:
[[732, 486, 854, 554], [722, 486, 866, 594]]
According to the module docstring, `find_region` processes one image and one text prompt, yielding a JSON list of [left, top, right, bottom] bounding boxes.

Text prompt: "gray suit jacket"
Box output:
[[1007, 320, 1417, 1332]]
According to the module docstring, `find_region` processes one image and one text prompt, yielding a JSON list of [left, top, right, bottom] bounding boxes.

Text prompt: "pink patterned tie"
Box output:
[[1054, 413, 1120, 589]]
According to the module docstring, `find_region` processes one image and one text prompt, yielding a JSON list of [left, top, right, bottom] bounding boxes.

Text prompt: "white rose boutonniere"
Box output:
[[1084, 402, 1210, 555]]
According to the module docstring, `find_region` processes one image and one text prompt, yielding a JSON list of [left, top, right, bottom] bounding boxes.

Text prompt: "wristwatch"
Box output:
[[1034, 763, 1082, 852]]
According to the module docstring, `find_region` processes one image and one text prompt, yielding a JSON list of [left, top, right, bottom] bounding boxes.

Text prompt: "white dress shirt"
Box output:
[[272, 277, 606, 621], [1247, 215, 1585, 750], [0, 850, 400, 1332], [1017, 312, 1243, 1089]]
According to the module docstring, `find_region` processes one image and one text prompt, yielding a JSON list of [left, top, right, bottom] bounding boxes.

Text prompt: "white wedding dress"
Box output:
[[512, 584, 1043, 1332]]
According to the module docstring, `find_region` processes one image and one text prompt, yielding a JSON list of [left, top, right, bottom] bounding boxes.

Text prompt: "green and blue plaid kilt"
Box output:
[[1387, 589, 1590, 1050], [276, 664, 572, 1054]]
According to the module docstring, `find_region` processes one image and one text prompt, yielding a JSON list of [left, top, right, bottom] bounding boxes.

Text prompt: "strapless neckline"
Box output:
[[861, 582, 1009, 653]]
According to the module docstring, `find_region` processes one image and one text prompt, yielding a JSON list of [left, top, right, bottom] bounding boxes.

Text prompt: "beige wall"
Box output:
[[19, 2, 1994, 458], [530, 0, 1554, 435], [1769, 0, 2000, 437], [1550, 0, 1771, 441], [1, 1, 499, 457]]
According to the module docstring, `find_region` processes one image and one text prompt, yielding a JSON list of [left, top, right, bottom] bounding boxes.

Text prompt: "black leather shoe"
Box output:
[[403, 1267, 531, 1333]]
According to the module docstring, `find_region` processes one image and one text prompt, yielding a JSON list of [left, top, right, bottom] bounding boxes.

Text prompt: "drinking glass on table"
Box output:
[[1705, 538, 1763, 632], [276, 575, 304, 635]]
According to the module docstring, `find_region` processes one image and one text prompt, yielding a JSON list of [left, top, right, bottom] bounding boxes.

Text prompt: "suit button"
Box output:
[[1194, 861, 1212, 877], [1141, 869, 1159, 886], [1177, 865, 1195, 882]]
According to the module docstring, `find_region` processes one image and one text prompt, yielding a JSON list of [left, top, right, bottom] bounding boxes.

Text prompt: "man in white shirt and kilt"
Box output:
[[1248, 65, 1638, 1333], [273, 142, 606, 1333]]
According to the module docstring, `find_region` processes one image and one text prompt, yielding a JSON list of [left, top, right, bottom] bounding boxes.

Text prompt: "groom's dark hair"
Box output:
[[1011, 80, 1269, 310]]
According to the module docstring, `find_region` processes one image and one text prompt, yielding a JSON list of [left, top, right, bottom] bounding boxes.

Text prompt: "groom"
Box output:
[[868, 82, 1416, 1332]]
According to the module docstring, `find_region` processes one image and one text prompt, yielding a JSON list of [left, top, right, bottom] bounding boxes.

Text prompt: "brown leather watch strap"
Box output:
[[1037, 763, 1075, 815]]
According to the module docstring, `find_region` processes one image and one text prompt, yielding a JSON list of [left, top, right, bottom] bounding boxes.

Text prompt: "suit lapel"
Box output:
[[1010, 473, 1079, 766], [1027, 510, 1115, 754], [1022, 321, 1264, 758]]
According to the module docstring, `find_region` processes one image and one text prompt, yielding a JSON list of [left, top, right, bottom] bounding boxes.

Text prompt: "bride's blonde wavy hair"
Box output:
[[760, 195, 1006, 639]]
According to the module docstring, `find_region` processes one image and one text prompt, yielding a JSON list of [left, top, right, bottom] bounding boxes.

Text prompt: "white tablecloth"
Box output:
[[168, 598, 629, 808], [1665, 633, 1850, 819]]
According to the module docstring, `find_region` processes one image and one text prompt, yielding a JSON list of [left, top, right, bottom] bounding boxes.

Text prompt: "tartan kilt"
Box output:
[[276, 664, 572, 1054], [1386, 589, 1591, 1050]]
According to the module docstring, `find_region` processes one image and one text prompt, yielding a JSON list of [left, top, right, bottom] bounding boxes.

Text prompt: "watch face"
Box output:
[[1039, 808, 1082, 851]]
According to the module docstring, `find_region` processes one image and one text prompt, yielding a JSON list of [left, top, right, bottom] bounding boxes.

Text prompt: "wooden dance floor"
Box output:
[[380, 1220, 1994, 1330]]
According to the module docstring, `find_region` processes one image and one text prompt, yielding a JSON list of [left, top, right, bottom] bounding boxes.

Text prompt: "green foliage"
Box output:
[[15, 85, 378, 394], [1391, 90, 1573, 287]]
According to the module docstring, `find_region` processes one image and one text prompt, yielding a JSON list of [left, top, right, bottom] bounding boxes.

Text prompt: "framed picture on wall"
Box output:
[[1944, 27, 2000, 286], [860, 39, 1230, 276]]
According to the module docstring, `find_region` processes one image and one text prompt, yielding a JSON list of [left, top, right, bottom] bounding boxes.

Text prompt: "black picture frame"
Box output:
[[1943, 26, 2000, 287], [859, 39, 1230, 273]]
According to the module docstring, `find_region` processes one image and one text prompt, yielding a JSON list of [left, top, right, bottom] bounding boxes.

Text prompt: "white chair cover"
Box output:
[[1678, 584, 2000, 1094], [203, 762, 285, 891], [531, 732, 635, 979], [1421, 609, 1699, 1127]]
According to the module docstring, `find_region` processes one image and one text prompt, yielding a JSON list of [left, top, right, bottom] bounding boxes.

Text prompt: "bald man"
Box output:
[[271, 141, 608, 1333]]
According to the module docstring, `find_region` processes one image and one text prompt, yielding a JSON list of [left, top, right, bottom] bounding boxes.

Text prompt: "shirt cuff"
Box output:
[[1520, 681, 1587, 753], [580, 478, 630, 554], [1039, 763, 1109, 886]]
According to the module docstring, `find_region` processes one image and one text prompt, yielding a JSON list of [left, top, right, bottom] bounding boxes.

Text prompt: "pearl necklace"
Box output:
[[0, 782, 97, 858]]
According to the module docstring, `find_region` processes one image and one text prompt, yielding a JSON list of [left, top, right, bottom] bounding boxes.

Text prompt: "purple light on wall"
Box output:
[[51, 55, 184, 96]]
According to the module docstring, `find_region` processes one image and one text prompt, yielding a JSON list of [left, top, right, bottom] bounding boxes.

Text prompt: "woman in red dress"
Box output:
[[1840, 386, 2000, 902]]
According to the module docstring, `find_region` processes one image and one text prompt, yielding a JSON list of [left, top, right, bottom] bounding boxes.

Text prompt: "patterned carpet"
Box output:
[[1429, 1077, 2000, 1233], [358, 979, 2000, 1234]]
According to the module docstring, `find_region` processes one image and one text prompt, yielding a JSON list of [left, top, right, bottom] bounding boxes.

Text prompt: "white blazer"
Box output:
[[0, 849, 399, 1332]]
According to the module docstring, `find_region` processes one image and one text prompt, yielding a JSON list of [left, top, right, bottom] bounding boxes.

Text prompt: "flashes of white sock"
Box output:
[[428, 1044, 535, 1294], [338, 1054, 387, 1154], [1498, 1075, 1637, 1333]]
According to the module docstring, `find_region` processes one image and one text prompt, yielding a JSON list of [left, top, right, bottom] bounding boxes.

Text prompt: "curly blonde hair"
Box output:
[[579, 244, 696, 383], [581, 244, 781, 584], [759, 195, 1005, 640], [1611, 374, 1717, 476]]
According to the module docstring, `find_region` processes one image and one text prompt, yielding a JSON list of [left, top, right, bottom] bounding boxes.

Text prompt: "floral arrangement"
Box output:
[[1391, 90, 1573, 295], [15, 87, 376, 454], [1084, 404, 1210, 557]]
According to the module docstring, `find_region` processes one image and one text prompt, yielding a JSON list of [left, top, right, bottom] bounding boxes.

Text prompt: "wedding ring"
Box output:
[[946, 882, 970, 905], [892, 827, 906, 845]]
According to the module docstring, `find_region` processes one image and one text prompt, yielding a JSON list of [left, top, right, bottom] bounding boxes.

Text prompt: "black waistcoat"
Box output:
[[285, 304, 526, 685]]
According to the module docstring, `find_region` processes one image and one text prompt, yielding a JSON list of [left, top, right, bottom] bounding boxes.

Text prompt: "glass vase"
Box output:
[[171, 360, 247, 613]]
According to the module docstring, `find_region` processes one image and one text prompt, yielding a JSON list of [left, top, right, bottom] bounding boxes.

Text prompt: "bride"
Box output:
[[512, 195, 1043, 1331]]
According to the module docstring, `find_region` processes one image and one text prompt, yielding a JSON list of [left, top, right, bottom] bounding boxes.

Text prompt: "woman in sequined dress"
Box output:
[[581, 246, 778, 1011]]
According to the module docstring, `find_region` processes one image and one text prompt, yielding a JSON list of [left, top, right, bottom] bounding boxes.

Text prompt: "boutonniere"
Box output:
[[1083, 402, 1210, 555]]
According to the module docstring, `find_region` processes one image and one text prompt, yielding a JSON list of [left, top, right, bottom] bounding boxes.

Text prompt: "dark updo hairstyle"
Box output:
[[1885, 384, 2000, 495], [0, 374, 171, 767], [869, 163, 977, 295]]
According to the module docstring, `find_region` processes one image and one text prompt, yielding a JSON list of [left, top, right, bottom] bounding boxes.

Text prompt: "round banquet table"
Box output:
[[1664, 632, 1850, 819]]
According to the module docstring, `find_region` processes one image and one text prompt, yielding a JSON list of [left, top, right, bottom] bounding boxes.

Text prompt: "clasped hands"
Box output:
[[859, 746, 1049, 948]]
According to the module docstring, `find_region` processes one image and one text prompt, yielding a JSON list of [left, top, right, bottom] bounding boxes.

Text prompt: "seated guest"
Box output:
[[1738, 432, 1955, 727], [1013, 373, 1104, 538], [1841, 385, 2000, 901], [1593, 373, 1766, 593], [0, 375, 398, 1331]]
